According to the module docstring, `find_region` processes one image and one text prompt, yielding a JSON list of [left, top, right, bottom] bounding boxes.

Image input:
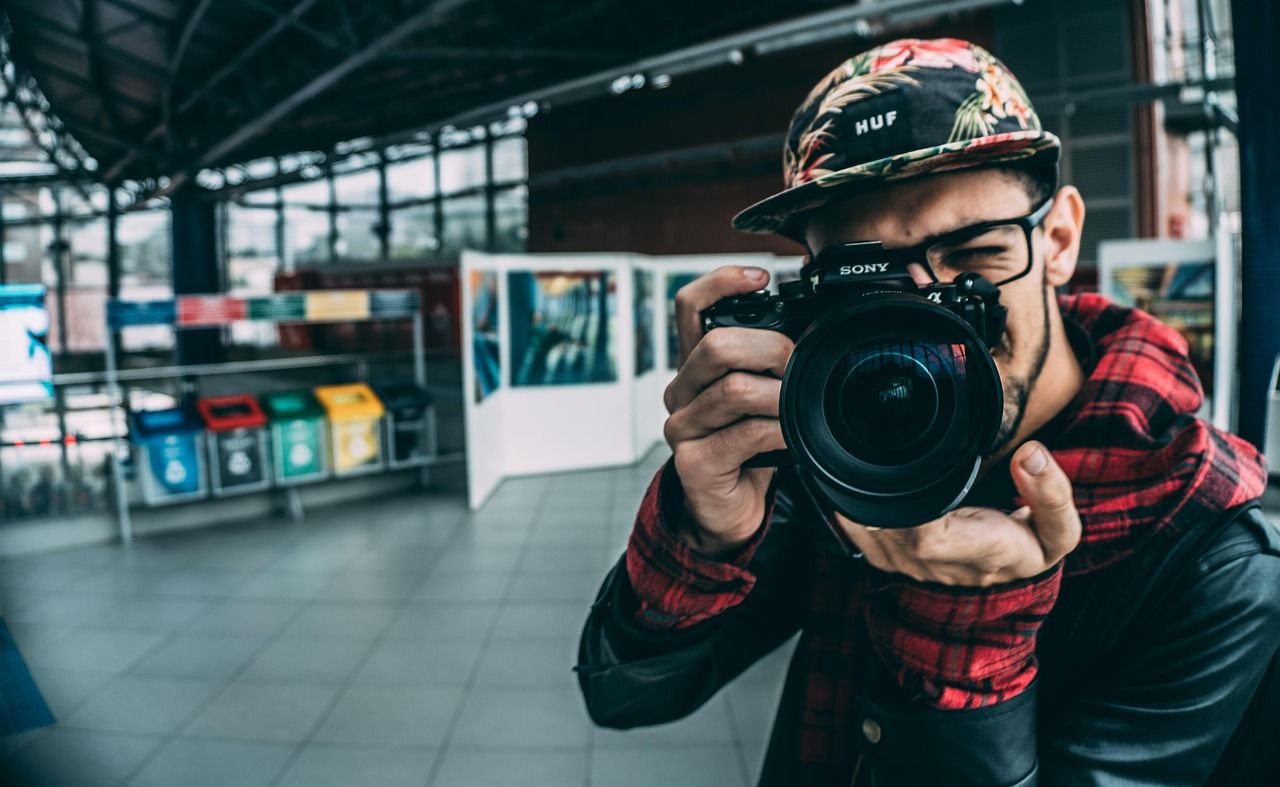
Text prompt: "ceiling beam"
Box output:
[[81, 0, 130, 138], [102, 0, 324, 182], [187, 0, 474, 175], [385, 45, 619, 63], [21, 13, 200, 89], [94, 0, 223, 50], [162, 0, 218, 155], [170, 0, 217, 78], [222, 0, 350, 53], [18, 52, 153, 113]]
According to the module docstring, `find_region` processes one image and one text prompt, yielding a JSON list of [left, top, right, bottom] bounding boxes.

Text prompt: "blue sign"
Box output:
[[369, 290, 419, 317], [0, 284, 53, 404], [106, 299, 177, 328]]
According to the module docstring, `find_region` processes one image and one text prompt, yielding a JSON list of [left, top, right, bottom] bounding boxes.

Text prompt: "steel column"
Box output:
[[1232, 0, 1280, 450], [170, 186, 223, 366]]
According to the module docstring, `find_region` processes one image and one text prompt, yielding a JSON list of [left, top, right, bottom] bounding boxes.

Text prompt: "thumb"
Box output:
[[1010, 440, 1081, 563]]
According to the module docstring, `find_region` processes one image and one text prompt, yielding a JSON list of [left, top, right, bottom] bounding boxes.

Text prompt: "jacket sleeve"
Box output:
[[576, 460, 817, 729], [1036, 506, 1280, 786], [849, 505, 1280, 787]]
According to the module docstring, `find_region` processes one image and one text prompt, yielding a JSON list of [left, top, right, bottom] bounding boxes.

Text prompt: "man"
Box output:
[[577, 38, 1280, 785]]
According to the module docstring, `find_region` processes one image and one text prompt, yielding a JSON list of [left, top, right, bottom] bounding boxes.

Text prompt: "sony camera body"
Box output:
[[701, 242, 1008, 529]]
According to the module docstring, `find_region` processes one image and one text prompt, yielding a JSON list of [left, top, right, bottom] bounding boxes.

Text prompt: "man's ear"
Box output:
[[1041, 185, 1085, 288]]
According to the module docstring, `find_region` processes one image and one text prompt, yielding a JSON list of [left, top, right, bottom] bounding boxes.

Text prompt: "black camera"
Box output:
[[701, 242, 1007, 528]]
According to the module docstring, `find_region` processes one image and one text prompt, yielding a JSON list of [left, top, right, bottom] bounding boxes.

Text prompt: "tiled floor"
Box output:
[[0, 450, 792, 787]]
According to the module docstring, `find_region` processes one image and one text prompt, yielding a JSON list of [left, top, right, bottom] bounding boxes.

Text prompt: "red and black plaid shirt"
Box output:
[[625, 293, 1266, 768]]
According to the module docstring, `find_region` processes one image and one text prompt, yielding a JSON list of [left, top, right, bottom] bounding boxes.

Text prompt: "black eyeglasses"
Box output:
[[815, 197, 1055, 288]]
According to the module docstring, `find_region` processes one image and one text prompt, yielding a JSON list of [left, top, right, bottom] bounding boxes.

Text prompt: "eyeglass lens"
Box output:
[[924, 223, 1031, 285]]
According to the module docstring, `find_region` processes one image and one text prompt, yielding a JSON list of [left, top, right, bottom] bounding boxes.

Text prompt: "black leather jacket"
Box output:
[[577, 488, 1280, 786]]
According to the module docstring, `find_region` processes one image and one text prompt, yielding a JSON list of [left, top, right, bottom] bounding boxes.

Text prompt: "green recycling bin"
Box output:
[[259, 390, 330, 485]]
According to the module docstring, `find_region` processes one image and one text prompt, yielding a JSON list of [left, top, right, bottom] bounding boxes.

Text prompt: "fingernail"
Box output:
[[743, 267, 767, 281], [1021, 445, 1048, 476]]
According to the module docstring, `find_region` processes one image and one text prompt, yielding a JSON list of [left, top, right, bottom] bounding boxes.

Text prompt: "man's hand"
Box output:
[[663, 265, 793, 558], [838, 441, 1082, 586]]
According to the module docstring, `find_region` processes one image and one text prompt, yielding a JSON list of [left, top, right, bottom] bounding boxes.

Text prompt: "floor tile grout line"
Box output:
[[111, 587, 321, 787], [4, 465, 661, 785], [721, 687, 757, 787], [421, 484, 560, 787], [10, 584, 231, 760], [264, 505, 475, 787], [104, 504, 426, 787]]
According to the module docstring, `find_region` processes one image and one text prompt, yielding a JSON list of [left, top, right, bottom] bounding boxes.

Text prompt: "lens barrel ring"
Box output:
[[778, 293, 1003, 528]]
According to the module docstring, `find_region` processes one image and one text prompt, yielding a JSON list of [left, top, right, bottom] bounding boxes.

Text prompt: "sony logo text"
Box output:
[[854, 110, 898, 136], [838, 263, 890, 275]]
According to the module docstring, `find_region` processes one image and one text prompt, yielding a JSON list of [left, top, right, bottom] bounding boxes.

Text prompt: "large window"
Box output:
[[441, 194, 487, 258], [387, 152, 436, 201], [494, 185, 528, 253], [117, 209, 171, 299], [63, 216, 108, 353], [333, 167, 381, 263], [492, 136, 527, 183], [116, 208, 173, 351], [281, 177, 331, 267], [226, 202, 277, 294], [440, 146, 487, 195], [233, 127, 528, 269], [390, 204, 439, 259]]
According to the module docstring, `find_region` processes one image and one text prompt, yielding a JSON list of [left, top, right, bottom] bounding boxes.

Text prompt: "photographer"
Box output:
[[577, 39, 1279, 786]]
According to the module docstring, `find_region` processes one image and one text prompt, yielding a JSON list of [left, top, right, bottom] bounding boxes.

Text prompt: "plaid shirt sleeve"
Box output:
[[624, 458, 775, 630], [863, 562, 1064, 710]]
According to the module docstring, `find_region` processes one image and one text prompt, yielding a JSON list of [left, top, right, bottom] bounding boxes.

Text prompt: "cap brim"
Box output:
[[732, 130, 1062, 243]]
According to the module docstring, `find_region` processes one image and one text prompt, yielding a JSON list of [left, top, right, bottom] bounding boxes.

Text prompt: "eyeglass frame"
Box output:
[[808, 195, 1056, 288]]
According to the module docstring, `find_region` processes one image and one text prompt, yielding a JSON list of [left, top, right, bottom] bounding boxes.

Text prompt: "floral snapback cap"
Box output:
[[732, 38, 1061, 241]]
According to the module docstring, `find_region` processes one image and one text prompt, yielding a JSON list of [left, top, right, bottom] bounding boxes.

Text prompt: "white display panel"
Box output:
[[1098, 237, 1231, 429], [631, 260, 666, 460], [502, 254, 635, 476], [461, 257, 508, 509], [462, 252, 635, 507], [462, 251, 804, 509]]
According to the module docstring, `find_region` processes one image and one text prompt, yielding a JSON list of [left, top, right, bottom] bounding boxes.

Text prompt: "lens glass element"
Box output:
[[824, 340, 968, 466]]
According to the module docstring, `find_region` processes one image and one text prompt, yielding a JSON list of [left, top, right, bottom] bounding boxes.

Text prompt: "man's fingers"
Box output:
[[1010, 440, 1082, 563], [672, 417, 786, 486], [663, 327, 793, 413], [673, 266, 770, 367], [663, 373, 781, 446]]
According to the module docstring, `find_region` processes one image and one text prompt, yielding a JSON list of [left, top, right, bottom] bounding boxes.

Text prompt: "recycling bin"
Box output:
[[197, 395, 271, 497], [132, 407, 207, 505], [375, 382, 437, 469], [259, 390, 330, 485], [314, 383, 385, 476]]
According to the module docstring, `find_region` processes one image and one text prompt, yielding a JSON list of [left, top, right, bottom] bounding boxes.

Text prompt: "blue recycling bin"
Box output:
[[131, 406, 208, 505]]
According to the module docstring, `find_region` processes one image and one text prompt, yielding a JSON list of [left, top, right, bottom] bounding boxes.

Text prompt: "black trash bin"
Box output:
[[375, 382, 436, 469]]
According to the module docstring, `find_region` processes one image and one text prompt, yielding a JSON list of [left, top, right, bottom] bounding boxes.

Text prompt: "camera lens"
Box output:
[[778, 293, 1002, 528], [826, 344, 958, 465]]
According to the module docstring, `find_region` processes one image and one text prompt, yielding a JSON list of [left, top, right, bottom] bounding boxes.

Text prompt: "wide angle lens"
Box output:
[[778, 293, 1002, 528], [825, 343, 958, 466]]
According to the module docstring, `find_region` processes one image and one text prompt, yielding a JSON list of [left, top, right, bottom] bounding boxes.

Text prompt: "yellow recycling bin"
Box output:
[[314, 383, 386, 476]]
